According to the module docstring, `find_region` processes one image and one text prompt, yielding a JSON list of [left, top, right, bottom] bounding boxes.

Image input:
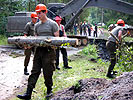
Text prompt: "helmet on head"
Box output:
[[54, 16, 62, 21], [31, 13, 38, 19], [35, 4, 47, 13], [117, 19, 125, 26]]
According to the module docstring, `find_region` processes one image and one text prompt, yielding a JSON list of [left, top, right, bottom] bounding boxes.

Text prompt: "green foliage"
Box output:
[[116, 35, 133, 72], [82, 44, 98, 59], [103, 9, 133, 26], [87, 7, 102, 25], [124, 37, 133, 42], [116, 44, 133, 72], [79, 8, 90, 22], [0, 0, 25, 35], [0, 16, 7, 35], [26, 53, 108, 100], [74, 82, 81, 90], [0, 35, 8, 45], [12, 46, 110, 100], [87, 0, 133, 27]]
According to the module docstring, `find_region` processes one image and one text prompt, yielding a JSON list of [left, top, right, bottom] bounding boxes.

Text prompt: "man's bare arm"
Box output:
[[54, 30, 59, 37]]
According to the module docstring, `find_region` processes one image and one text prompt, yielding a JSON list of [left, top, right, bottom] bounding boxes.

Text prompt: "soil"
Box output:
[[0, 46, 32, 100], [1, 30, 131, 100], [0, 45, 82, 100], [51, 71, 133, 100]]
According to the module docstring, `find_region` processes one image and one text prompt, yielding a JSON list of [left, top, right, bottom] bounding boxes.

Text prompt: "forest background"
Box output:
[[0, 0, 133, 35]]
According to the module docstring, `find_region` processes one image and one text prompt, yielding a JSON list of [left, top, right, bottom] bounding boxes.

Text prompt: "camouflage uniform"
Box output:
[[27, 19, 58, 91]]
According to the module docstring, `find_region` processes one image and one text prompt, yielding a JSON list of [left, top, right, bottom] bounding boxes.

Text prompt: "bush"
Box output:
[[116, 42, 133, 72], [82, 44, 98, 59], [0, 35, 8, 45]]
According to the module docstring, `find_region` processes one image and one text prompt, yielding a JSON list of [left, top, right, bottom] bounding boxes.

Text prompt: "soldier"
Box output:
[[23, 13, 38, 75], [73, 23, 78, 35], [79, 22, 83, 35], [17, 4, 59, 99], [87, 22, 91, 36], [93, 24, 98, 37], [82, 21, 87, 36], [54, 16, 72, 70], [106, 19, 126, 78]]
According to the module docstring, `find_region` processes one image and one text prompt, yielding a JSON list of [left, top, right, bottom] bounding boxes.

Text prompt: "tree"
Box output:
[[0, 0, 24, 35]]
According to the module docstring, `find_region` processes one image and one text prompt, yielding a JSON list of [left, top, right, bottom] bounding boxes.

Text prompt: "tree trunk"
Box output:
[[8, 36, 79, 47]]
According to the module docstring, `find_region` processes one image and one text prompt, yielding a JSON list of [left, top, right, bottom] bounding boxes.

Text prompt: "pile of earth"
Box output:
[[51, 71, 133, 100]]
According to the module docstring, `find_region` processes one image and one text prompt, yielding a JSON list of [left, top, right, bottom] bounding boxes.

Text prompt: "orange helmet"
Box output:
[[31, 13, 38, 19], [54, 16, 62, 21], [117, 19, 125, 26], [35, 4, 47, 13]]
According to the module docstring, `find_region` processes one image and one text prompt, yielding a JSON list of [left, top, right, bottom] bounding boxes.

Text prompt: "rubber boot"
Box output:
[[64, 66, 72, 69], [56, 66, 60, 70], [17, 87, 33, 100], [24, 66, 29, 75]]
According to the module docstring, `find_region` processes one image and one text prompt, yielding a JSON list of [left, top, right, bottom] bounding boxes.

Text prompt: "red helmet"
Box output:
[[54, 16, 62, 21], [31, 13, 38, 19], [35, 4, 47, 13], [117, 19, 125, 26]]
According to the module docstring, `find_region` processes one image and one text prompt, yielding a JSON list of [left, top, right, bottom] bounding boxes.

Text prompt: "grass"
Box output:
[[12, 44, 121, 100], [0, 35, 8, 45]]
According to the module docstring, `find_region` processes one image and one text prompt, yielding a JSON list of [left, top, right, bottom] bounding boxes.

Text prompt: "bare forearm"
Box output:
[[54, 31, 59, 37], [118, 30, 122, 41]]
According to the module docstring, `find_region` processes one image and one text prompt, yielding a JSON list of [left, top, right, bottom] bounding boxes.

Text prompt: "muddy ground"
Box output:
[[0, 45, 82, 100], [0, 46, 31, 100], [1, 45, 132, 100], [1, 30, 132, 100], [51, 71, 133, 100]]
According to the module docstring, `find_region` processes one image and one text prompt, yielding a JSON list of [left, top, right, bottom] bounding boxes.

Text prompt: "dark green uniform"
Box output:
[[24, 22, 35, 69], [106, 26, 123, 77], [56, 24, 69, 68], [27, 18, 58, 92]]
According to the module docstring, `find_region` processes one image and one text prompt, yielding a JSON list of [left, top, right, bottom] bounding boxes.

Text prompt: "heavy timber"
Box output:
[[8, 36, 79, 48]]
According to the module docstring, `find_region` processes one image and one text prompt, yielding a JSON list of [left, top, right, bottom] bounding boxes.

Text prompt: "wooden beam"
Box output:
[[8, 36, 79, 47]]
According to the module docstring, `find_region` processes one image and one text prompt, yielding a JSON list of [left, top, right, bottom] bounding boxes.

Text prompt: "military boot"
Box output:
[[113, 71, 118, 75], [56, 66, 60, 70], [17, 87, 33, 100], [64, 66, 72, 69], [46, 86, 53, 98], [106, 70, 115, 78], [24, 66, 29, 75]]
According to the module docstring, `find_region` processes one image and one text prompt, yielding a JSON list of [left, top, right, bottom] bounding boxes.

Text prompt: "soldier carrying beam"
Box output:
[[17, 4, 59, 99]]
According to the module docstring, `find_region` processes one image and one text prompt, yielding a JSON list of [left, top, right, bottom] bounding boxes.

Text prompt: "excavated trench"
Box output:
[[88, 39, 133, 61], [51, 71, 133, 100], [51, 39, 133, 100]]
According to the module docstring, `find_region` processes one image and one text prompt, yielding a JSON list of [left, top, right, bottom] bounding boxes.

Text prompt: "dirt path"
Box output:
[[0, 45, 83, 100]]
